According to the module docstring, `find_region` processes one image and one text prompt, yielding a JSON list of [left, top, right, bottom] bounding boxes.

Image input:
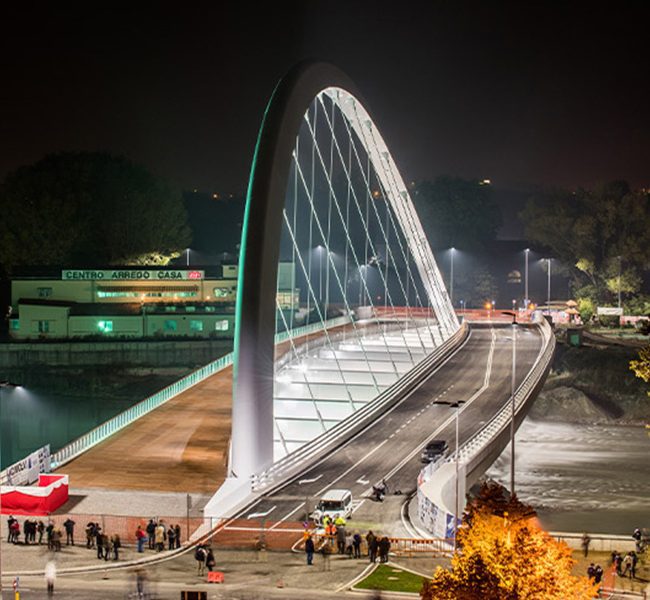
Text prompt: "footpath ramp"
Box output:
[[58, 366, 232, 494]]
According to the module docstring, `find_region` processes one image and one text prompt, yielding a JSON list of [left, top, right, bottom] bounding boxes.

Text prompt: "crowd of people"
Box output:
[[5, 515, 184, 561], [6, 515, 70, 551], [303, 514, 393, 566]]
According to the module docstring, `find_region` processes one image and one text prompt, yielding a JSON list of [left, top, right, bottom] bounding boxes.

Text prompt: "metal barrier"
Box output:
[[307, 533, 452, 557], [598, 590, 647, 600], [453, 318, 555, 473], [417, 319, 556, 536], [0, 316, 353, 481]]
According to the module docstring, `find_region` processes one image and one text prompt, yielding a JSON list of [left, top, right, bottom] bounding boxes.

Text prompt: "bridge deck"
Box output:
[[58, 366, 233, 494]]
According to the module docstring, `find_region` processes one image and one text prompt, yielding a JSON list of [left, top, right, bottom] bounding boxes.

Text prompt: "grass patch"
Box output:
[[354, 564, 429, 594]]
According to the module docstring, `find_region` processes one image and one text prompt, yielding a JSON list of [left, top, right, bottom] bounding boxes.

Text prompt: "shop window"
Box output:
[[165, 306, 177, 312], [37, 320, 51, 333], [98, 320, 113, 333], [214, 319, 229, 331], [190, 320, 204, 332], [10, 320, 19, 331], [37, 287, 53, 298], [185, 306, 196, 312], [164, 320, 177, 332]]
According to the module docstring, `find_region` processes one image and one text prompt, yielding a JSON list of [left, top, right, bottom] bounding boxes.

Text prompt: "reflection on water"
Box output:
[[0, 379, 180, 469], [486, 419, 650, 534]]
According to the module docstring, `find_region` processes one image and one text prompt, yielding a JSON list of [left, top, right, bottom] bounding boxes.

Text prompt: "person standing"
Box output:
[[155, 521, 166, 552], [206, 548, 216, 572], [167, 525, 176, 551], [379, 536, 391, 563], [112, 534, 121, 561], [352, 532, 362, 559], [37, 520, 45, 545], [305, 535, 315, 565], [96, 532, 105, 560], [630, 552, 638, 579], [336, 525, 346, 554], [136, 525, 146, 553], [366, 530, 376, 558], [594, 564, 603, 585], [7, 516, 15, 543], [174, 523, 182, 549], [633, 528, 643, 553], [581, 532, 591, 557], [146, 519, 156, 550], [587, 563, 595, 579], [63, 518, 76, 545], [369, 536, 379, 563], [45, 559, 56, 597], [195, 544, 207, 576]]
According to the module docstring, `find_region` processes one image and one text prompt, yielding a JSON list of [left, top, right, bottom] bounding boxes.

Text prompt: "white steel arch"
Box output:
[[323, 87, 458, 336]]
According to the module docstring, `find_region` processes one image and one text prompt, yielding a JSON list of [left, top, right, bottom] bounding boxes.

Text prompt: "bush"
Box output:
[[577, 297, 595, 323]]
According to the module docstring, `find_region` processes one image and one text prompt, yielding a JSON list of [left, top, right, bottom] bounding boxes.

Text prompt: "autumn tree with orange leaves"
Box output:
[[421, 482, 598, 600]]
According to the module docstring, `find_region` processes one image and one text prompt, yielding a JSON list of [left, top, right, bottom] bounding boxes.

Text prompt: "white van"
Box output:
[[310, 489, 353, 526]]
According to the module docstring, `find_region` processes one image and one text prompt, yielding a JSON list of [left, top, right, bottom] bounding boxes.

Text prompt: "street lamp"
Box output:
[[524, 248, 530, 309], [617, 255, 623, 309], [437, 399, 466, 551], [448, 247, 456, 304], [459, 299, 465, 317], [510, 322, 517, 496], [543, 258, 552, 314], [185, 247, 191, 267]]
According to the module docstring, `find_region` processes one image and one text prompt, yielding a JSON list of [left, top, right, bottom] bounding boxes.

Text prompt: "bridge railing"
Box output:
[[456, 317, 555, 473], [251, 322, 469, 493], [416, 318, 556, 537], [25, 316, 352, 474]]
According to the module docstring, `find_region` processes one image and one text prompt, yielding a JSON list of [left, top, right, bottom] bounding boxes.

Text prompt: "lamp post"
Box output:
[[544, 258, 552, 314], [450, 247, 456, 305], [510, 321, 517, 496], [186, 248, 190, 267], [524, 248, 530, 309], [437, 399, 466, 551], [617, 255, 622, 310], [460, 299, 465, 318]]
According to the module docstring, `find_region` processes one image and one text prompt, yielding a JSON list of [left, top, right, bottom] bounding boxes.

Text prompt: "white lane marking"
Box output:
[[356, 476, 370, 485], [298, 474, 323, 485], [381, 327, 497, 482], [236, 329, 474, 520], [247, 505, 277, 519], [268, 502, 305, 530], [350, 499, 365, 514]]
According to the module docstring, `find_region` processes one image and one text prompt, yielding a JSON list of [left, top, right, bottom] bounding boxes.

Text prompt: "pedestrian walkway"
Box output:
[[58, 365, 233, 494]]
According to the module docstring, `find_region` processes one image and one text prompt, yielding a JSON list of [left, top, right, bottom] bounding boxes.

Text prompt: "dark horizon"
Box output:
[[2, 2, 649, 196]]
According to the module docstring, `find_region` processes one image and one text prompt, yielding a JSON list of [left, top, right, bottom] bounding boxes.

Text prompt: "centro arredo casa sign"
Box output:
[[61, 269, 204, 281]]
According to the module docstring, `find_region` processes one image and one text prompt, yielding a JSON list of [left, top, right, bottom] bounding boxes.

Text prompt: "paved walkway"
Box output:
[[58, 365, 233, 494]]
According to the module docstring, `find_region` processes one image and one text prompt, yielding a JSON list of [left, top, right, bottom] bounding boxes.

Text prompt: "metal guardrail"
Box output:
[[416, 319, 556, 536], [251, 322, 469, 492], [1, 316, 353, 481]]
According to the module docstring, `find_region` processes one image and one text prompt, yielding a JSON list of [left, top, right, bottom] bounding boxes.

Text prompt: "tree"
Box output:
[[630, 345, 650, 398], [413, 177, 502, 253], [0, 152, 191, 270], [421, 482, 598, 600], [520, 181, 650, 305]]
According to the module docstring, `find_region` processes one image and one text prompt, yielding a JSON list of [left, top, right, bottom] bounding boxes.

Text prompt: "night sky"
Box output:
[[2, 2, 649, 196]]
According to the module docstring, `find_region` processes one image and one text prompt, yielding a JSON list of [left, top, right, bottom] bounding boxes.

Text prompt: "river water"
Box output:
[[486, 419, 650, 535]]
